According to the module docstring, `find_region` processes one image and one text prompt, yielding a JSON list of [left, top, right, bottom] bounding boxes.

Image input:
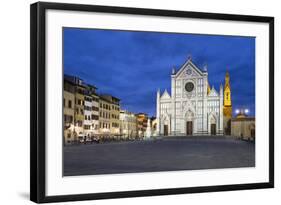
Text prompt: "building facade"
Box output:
[[83, 84, 99, 139], [84, 92, 93, 138], [231, 112, 255, 140], [99, 95, 120, 136], [120, 110, 137, 139], [99, 96, 111, 135], [136, 113, 148, 138], [102, 95, 120, 135], [64, 75, 86, 140], [63, 79, 75, 144], [91, 92, 100, 135], [74, 81, 85, 138], [156, 58, 224, 136]]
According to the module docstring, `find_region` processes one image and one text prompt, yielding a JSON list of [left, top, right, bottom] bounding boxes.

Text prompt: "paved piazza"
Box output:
[[63, 137, 255, 176]]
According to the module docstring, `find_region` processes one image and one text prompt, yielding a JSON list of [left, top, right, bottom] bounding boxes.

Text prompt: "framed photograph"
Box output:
[[30, 2, 274, 203]]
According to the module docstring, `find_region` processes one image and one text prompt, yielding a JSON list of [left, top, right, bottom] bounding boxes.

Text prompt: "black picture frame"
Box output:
[[30, 2, 274, 203]]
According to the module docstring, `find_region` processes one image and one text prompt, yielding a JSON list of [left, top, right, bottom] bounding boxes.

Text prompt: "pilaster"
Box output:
[[171, 75, 176, 135], [219, 84, 224, 135], [156, 89, 160, 135], [202, 75, 208, 134]]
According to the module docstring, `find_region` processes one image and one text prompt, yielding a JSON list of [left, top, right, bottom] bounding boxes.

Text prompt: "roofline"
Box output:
[[99, 96, 112, 103], [136, 113, 148, 116], [85, 83, 97, 90], [231, 117, 255, 121], [174, 59, 207, 78], [160, 89, 171, 98], [100, 94, 120, 101], [64, 78, 76, 86]]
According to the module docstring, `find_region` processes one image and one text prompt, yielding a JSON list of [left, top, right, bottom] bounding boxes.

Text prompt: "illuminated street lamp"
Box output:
[[235, 108, 250, 118]]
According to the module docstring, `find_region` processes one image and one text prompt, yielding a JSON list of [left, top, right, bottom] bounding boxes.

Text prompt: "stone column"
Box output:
[[203, 75, 208, 134], [171, 75, 176, 135], [156, 89, 160, 135], [219, 84, 224, 135]]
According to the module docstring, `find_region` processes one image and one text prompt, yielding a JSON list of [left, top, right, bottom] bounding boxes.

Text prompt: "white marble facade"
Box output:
[[156, 59, 224, 136]]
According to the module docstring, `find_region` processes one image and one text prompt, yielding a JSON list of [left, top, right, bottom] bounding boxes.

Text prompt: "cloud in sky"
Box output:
[[63, 28, 255, 117]]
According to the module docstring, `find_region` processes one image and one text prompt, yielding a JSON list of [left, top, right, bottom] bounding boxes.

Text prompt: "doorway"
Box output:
[[211, 124, 216, 135], [186, 121, 193, 135], [164, 125, 168, 136]]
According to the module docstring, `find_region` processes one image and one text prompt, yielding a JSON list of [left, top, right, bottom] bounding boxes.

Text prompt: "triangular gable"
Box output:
[[208, 87, 219, 97], [160, 90, 171, 99], [174, 59, 206, 78]]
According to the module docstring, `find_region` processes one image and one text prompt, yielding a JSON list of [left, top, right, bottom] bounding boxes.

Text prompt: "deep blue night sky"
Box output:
[[63, 28, 255, 117]]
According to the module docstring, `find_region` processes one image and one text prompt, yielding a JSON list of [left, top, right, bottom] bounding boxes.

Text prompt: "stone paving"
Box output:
[[63, 136, 255, 176]]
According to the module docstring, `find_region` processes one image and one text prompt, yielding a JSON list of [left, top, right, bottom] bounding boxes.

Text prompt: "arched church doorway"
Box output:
[[162, 115, 170, 136], [186, 121, 193, 135], [211, 124, 216, 135], [184, 110, 194, 136], [208, 113, 217, 135], [164, 125, 168, 136]]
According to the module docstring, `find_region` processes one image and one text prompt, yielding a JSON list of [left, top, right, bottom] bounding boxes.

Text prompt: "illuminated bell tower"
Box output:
[[223, 70, 232, 118], [223, 70, 232, 135]]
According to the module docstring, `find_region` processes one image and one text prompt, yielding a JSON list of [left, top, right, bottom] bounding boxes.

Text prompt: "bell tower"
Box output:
[[223, 70, 232, 117], [223, 70, 232, 135]]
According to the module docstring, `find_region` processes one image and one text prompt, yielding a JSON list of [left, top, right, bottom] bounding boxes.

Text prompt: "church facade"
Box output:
[[156, 58, 231, 136]]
